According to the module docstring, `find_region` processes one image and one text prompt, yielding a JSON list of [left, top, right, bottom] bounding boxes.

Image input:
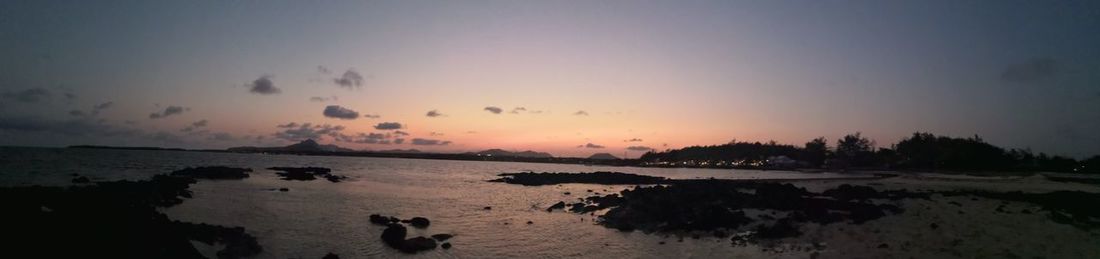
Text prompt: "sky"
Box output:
[[1, 0, 1099, 158]]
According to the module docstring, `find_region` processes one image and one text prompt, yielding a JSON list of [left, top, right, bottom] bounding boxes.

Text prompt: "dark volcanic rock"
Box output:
[[171, 166, 252, 180], [268, 167, 347, 182], [322, 252, 340, 259], [381, 224, 408, 248], [431, 234, 454, 241], [441, 242, 452, 249], [370, 214, 400, 226], [547, 201, 566, 212], [488, 171, 666, 186], [408, 217, 431, 228], [402, 237, 438, 252], [0, 175, 260, 258]]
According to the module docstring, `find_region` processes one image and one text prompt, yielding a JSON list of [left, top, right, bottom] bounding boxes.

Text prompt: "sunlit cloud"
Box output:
[[363, 114, 381, 119], [323, 105, 360, 120], [573, 110, 589, 116]]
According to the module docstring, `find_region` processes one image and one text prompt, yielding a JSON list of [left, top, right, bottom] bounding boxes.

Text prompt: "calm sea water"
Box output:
[[0, 147, 853, 258]]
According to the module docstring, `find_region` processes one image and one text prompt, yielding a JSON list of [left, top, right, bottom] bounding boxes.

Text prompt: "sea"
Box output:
[[0, 146, 856, 258]]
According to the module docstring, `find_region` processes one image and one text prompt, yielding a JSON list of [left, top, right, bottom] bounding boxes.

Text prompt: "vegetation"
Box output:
[[639, 132, 1099, 173]]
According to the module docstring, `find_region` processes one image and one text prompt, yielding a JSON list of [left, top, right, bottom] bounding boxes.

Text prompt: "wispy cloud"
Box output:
[[374, 122, 403, 130], [578, 143, 604, 148], [484, 106, 503, 114], [624, 138, 643, 142], [1002, 57, 1059, 83], [148, 106, 188, 119], [411, 138, 451, 145], [626, 145, 654, 151], [334, 69, 364, 89], [573, 110, 589, 116], [426, 110, 445, 117], [2, 88, 53, 103]]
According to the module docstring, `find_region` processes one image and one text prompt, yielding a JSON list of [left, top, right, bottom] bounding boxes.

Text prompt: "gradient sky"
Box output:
[[2, 0, 1099, 158]]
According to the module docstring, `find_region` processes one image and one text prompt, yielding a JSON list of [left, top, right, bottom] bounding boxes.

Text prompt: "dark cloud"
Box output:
[[342, 132, 391, 144], [624, 138, 643, 142], [148, 106, 188, 119], [91, 101, 113, 115], [0, 116, 139, 137], [578, 143, 604, 149], [323, 105, 360, 120], [411, 138, 451, 146], [310, 96, 338, 102], [272, 122, 345, 141], [374, 122, 403, 130], [2, 88, 53, 103], [393, 138, 405, 144], [626, 146, 654, 151], [426, 110, 445, 117], [573, 110, 589, 116], [394, 130, 410, 136], [317, 65, 331, 74], [208, 132, 234, 141], [181, 119, 209, 132], [509, 107, 527, 114], [249, 75, 280, 95], [68, 110, 85, 117], [363, 114, 381, 119], [334, 70, 364, 89], [484, 106, 503, 114], [1001, 58, 1059, 83]]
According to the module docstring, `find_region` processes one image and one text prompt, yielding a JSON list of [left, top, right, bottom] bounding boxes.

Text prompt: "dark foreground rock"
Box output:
[[488, 171, 666, 186], [268, 167, 347, 182], [943, 190, 1100, 230], [171, 166, 252, 180], [380, 224, 438, 253], [370, 214, 400, 226], [0, 175, 261, 258]]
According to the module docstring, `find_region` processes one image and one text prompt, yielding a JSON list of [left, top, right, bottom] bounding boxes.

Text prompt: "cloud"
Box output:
[[208, 132, 235, 141], [484, 106, 503, 114], [374, 122, 403, 130], [148, 106, 188, 119], [411, 138, 451, 146], [509, 107, 527, 114], [181, 119, 209, 132], [430, 132, 444, 136], [1001, 58, 1059, 83], [426, 110, 444, 117], [317, 65, 330, 74], [1, 88, 53, 103], [363, 114, 381, 119], [310, 96, 338, 102], [573, 110, 589, 116], [249, 75, 280, 95], [68, 110, 85, 117], [91, 101, 113, 115], [394, 130, 410, 136], [578, 143, 604, 149], [342, 132, 391, 144], [334, 70, 364, 89], [323, 105, 360, 120], [0, 116, 139, 137], [624, 138, 643, 142], [393, 138, 405, 144], [272, 122, 345, 141], [626, 146, 654, 151]]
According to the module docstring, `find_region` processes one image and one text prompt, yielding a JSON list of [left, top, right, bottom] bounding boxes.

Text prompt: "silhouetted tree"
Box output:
[[1081, 156, 1100, 174], [835, 132, 876, 167], [802, 137, 828, 167]]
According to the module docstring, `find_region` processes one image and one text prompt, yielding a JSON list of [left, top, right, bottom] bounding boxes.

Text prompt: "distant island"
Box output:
[[69, 131, 1100, 174]]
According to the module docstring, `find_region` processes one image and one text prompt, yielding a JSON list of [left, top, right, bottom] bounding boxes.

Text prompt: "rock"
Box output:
[[278, 188, 289, 192], [488, 171, 666, 186], [71, 176, 91, 183], [369, 214, 399, 226], [322, 252, 340, 259], [408, 217, 431, 228], [441, 242, 452, 249], [547, 201, 566, 212], [400, 237, 438, 253], [877, 243, 889, 249], [526, 221, 533, 224], [381, 224, 408, 248], [268, 167, 346, 182], [171, 166, 252, 180], [483, 206, 492, 210], [564, 192, 571, 195], [431, 234, 454, 241], [929, 223, 939, 229]]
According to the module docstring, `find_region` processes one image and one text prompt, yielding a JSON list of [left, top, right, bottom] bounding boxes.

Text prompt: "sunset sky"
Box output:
[[2, 1, 1099, 158]]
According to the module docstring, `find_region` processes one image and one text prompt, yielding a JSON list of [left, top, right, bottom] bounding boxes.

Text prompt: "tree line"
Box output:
[[638, 132, 1100, 173]]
